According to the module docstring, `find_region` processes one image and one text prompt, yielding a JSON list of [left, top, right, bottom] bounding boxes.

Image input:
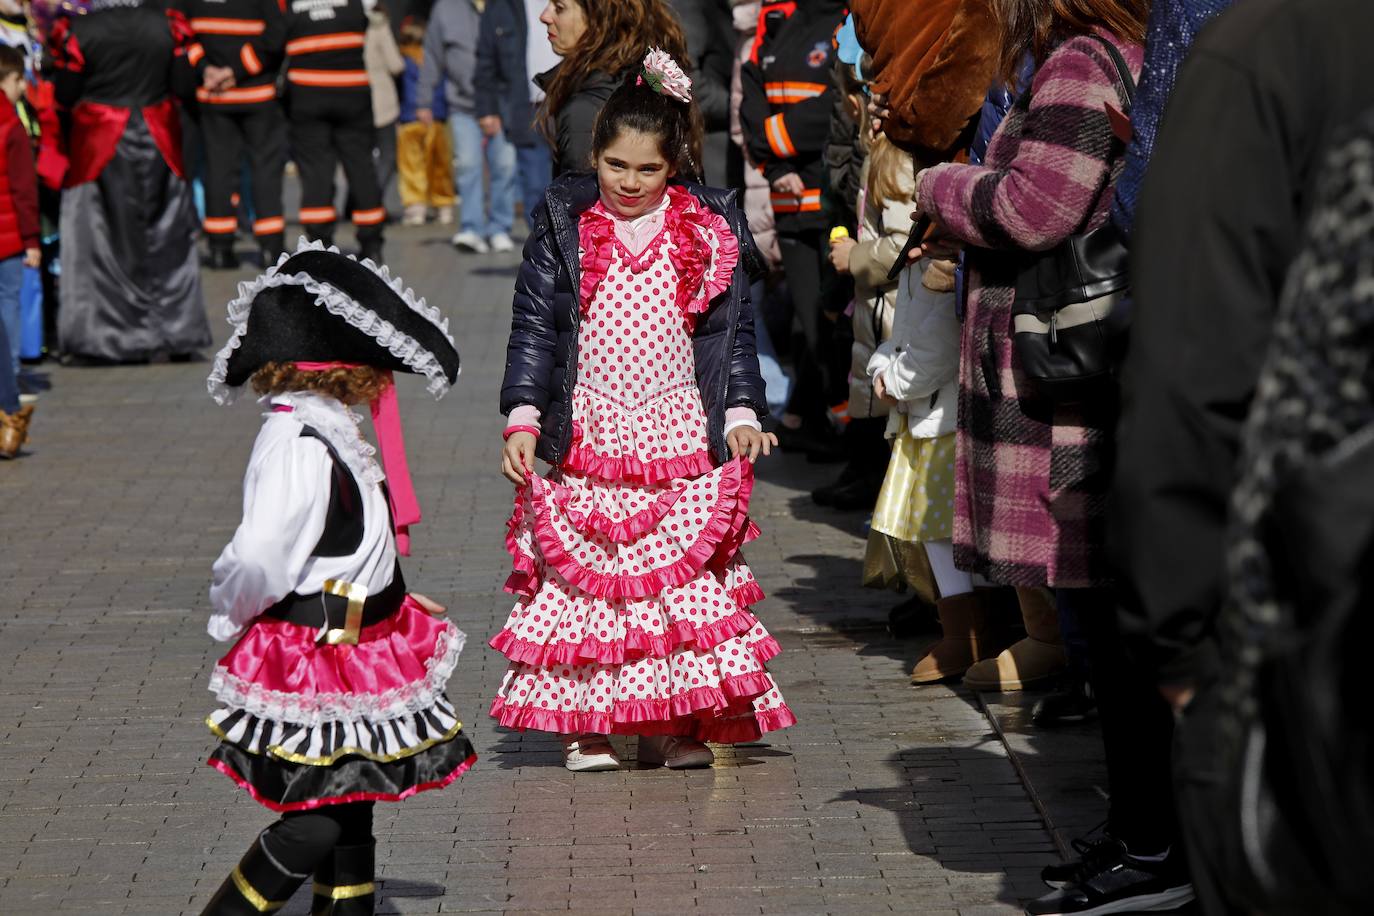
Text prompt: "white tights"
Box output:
[[923, 538, 975, 598]]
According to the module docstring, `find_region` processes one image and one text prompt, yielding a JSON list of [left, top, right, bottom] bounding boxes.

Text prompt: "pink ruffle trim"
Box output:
[[207, 753, 477, 813], [554, 484, 686, 544], [489, 670, 790, 739], [561, 443, 716, 484], [526, 460, 757, 600], [576, 187, 740, 321], [489, 596, 770, 667]]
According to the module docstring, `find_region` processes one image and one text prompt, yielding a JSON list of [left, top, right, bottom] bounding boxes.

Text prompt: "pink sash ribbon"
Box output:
[[294, 362, 421, 555]]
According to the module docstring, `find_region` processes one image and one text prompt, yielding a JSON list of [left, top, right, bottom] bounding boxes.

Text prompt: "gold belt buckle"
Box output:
[[319, 579, 368, 645]]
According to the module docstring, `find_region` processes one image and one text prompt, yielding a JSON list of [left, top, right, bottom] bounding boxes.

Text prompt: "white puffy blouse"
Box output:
[[208, 392, 399, 642]]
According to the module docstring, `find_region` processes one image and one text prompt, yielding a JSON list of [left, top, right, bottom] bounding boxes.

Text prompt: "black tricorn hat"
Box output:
[[207, 239, 461, 403]]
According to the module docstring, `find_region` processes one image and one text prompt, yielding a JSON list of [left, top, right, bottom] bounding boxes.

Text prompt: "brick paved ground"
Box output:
[[0, 220, 1110, 915]]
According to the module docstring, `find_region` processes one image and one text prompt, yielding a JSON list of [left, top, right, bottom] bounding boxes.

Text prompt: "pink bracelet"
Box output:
[[503, 425, 540, 440]]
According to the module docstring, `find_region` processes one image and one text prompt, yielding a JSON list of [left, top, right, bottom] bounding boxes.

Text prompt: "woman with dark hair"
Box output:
[[535, 0, 691, 175], [912, 2, 1195, 914]]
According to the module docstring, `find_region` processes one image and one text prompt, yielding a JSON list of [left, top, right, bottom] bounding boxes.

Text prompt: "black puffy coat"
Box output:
[[501, 172, 768, 467]]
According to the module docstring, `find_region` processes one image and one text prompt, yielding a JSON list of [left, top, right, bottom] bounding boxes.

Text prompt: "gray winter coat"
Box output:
[[416, 0, 482, 118]]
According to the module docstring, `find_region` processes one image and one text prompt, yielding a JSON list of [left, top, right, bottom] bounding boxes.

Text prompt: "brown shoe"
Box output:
[[911, 591, 1005, 684], [0, 403, 33, 458], [962, 587, 1066, 691]]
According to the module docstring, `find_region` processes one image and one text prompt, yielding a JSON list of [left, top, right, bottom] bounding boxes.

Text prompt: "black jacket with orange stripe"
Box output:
[[739, 0, 847, 232], [176, 0, 285, 111], [282, 0, 371, 101]]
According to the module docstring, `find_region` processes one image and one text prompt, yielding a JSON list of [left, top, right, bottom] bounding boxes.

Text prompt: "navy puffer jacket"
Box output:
[[501, 172, 768, 467]]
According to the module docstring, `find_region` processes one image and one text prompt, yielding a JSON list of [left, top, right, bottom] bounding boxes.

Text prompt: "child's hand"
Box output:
[[23, 247, 39, 268], [501, 431, 537, 486], [410, 593, 446, 616], [829, 236, 856, 274], [728, 426, 778, 463], [874, 373, 898, 405]]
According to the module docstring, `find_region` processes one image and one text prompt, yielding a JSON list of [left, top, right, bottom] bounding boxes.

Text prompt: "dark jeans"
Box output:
[[778, 230, 826, 422], [0, 314, 17, 413], [516, 140, 553, 222], [1061, 586, 1178, 856]]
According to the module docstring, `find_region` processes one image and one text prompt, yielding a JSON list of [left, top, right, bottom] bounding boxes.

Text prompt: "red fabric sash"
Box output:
[[63, 98, 185, 188]]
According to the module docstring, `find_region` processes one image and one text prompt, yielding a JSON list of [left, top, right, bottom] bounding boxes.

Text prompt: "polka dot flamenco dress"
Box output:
[[491, 188, 797, 743]]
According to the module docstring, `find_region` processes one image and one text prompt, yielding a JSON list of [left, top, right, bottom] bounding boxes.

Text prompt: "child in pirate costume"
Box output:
[[199, 242, 474, 915]]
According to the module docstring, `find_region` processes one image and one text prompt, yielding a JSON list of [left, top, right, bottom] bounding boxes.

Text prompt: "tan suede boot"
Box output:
[[962, 586, 1066, 691], [0, 403, 33, 459], [910, 591, 1000, 684]]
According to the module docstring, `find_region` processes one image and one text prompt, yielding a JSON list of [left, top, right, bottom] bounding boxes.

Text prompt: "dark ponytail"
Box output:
[[590, 73, 705, 182]]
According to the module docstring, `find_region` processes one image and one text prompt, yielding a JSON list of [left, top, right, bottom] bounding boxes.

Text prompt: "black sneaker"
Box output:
[[1040, 831, 1117, 888], [1025, 841, 1194, 915], [1032, 679, 1097, 727]]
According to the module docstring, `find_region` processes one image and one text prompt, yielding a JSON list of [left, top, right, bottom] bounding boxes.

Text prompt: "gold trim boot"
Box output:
[[201, 835, 308, 915], [312, 840, 376, 915]]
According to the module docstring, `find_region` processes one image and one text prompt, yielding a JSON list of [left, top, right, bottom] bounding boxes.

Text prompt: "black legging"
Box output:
[[778, 230, 828, 423], [260, 802, 374, 874]]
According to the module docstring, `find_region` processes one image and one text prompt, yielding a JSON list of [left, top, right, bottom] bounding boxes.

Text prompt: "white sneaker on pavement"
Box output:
[[489, 231, 515, 253], [436, 206, 454, 225], [401, 204, 427, 227], [638, 735, 714, 769], [451, 231, 490, 254], [562, 734, 621, 772]]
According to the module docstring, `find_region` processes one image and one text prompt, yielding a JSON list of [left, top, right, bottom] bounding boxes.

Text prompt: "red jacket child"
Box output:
[[0, 56, 38, 264]]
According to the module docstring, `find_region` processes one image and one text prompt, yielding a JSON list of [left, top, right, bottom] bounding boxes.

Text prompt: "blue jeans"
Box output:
[[515, 140, 552, 220], [449, 112, 515, 237], [750, 279, 792, 417], [0, 256, 20, 413]]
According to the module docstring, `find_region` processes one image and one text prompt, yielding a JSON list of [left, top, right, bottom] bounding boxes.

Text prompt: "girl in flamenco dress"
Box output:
[[492, 49, 797, 772], [198, 244, 475, 914]]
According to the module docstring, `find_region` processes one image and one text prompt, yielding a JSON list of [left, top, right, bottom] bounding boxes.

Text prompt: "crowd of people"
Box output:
[[2, 0, 1367, 914]]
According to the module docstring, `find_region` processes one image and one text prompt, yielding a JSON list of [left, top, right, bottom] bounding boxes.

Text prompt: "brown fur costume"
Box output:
[[850, 0, 1000, 167]]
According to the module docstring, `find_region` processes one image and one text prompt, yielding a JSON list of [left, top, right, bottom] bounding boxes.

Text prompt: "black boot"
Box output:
[[201, 834, 309, 915], [205, 243, 240, 271], [357, 238, 384, 266], [811, 458, 865, 506], [259, 233, 285, 268], [311, 839, 376, 915]]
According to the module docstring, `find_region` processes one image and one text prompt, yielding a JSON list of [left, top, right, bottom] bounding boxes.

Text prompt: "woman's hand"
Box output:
[[772, 173, 805, 197], [829, 235, 856, 274], [728, 426, 778, 463], [501, 431, 537, 486], [410, 593, 447, 616], [868, 92, 891, 135]]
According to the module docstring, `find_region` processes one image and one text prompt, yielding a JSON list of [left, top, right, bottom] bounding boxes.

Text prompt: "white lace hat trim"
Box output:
[[206, 237, 459, 405]]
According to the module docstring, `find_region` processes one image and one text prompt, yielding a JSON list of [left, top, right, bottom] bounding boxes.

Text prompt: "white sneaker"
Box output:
[[401, 204, 427, 227], [489, 231, 515, 253], [436, 206, 454, 226], [563, 734, 621, 772], [451, 230, 489, 254], [638, 735, 714, 769]]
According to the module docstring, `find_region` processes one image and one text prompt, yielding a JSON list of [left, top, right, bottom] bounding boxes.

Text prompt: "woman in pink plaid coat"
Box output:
[[911, 5, 1145, 691]]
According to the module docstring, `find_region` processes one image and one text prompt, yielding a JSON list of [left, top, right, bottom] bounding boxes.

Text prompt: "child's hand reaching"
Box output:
[[501, 431, 537, 486], [410, 593, 447, 616], [728, 426, 778, 464]]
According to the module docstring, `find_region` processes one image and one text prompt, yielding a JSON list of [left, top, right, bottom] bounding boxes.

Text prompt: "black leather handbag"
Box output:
[[1011, 34, 1135, 402]]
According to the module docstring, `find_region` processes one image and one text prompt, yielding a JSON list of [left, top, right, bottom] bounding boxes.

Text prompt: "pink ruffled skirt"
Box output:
[[490, 455, 796, 743]]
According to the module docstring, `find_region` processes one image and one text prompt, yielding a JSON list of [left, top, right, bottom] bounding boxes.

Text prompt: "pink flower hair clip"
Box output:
[[638, 47, 693, 104]]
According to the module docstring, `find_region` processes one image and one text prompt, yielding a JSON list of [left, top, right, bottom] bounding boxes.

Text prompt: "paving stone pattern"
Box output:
[[0, 223, 1108, 915]]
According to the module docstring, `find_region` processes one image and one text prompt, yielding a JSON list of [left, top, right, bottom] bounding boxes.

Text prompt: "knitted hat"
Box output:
[[207, 238, 460, 404]]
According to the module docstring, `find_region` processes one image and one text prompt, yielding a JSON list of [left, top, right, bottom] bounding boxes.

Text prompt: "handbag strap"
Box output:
[[1082, 32, 1136, 112]]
